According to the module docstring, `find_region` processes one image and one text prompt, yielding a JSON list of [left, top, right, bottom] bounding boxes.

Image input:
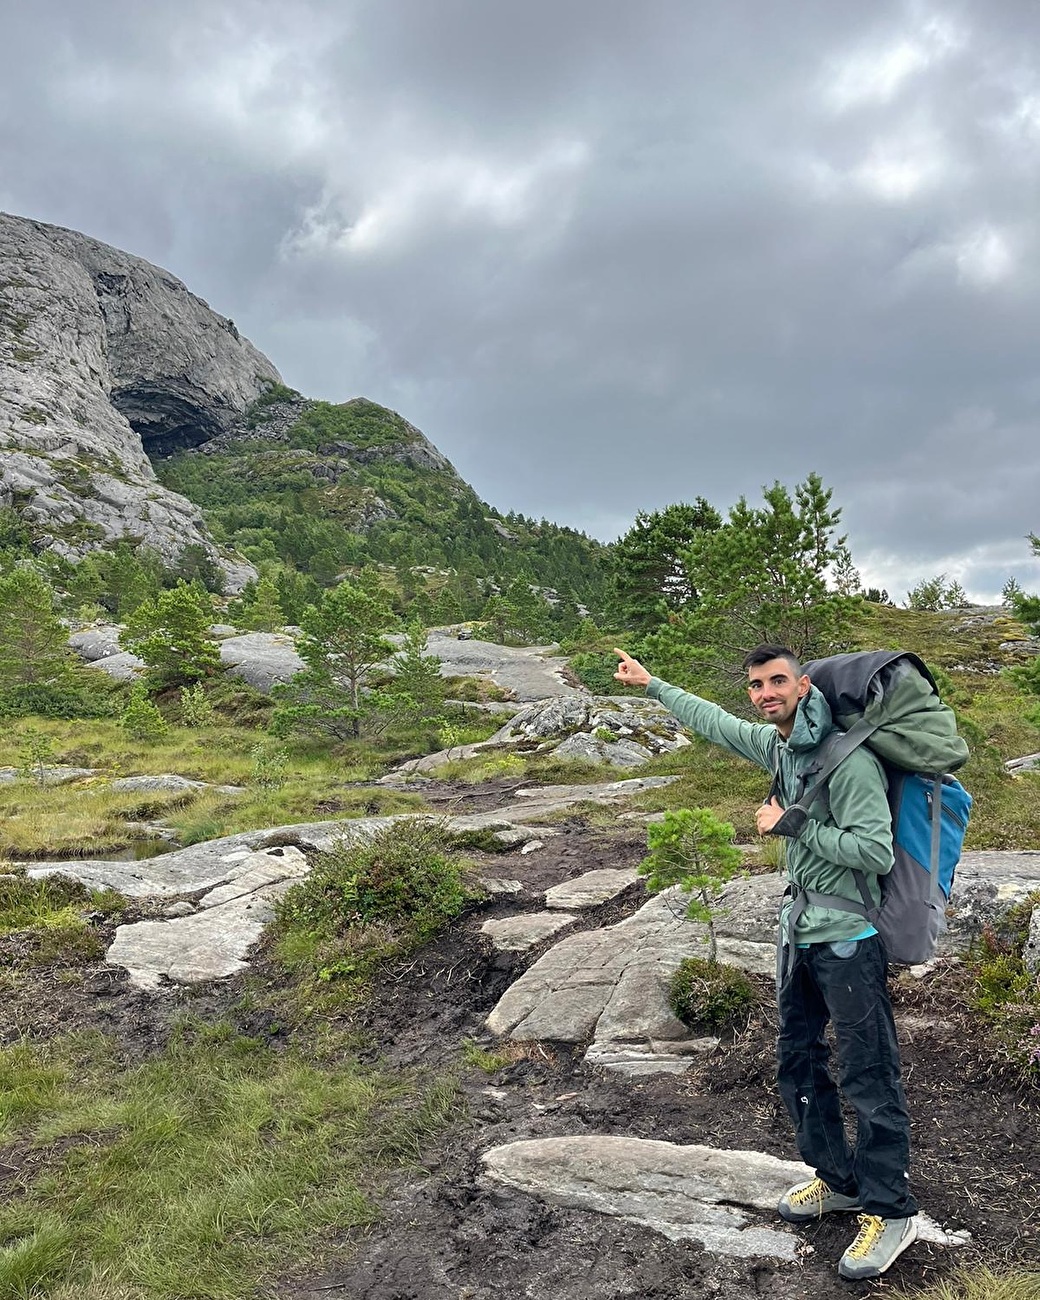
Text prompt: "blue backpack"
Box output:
[[773, 651, 973, 966]]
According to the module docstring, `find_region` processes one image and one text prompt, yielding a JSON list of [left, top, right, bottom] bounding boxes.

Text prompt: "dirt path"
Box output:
[[274, 820, 1040, 1300], [5, 786, 1038, 1299]]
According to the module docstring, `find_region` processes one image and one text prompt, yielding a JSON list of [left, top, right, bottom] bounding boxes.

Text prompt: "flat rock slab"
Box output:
[[514, 775, 679, 806], [584, 1037, 720, 1076], [219, 632, 305, 691], [482, 1137, 811, 1260], [481, 1137, 969, 1260], [480, 912, 578, 952], [545, 867, 639, 910], [486, 880, 780, 1056], [106, 846, 309, 988], [109, 774, 245, 794], [424, 633, 579, 701], [0, 766, 97, 786]]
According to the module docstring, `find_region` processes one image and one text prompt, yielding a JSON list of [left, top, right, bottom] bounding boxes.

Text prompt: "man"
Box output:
[[614, 643, 917, 1281]]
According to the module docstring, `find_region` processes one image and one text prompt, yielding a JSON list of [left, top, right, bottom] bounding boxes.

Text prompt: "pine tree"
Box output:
[[237, 577, 285, 631], [124, 582, 221, 687], [0, 567, 73, 688], [385, 621, 444, 720], [271, 579, 399, 740], [610, 499, 722, 634], [643, 474, 859, 693]]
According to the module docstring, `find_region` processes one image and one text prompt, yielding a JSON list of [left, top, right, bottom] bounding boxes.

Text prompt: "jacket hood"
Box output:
[[786, 683, 834, 753]]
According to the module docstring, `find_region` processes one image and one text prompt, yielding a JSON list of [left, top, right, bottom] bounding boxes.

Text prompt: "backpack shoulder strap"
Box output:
[[769, 717, 881, 838]]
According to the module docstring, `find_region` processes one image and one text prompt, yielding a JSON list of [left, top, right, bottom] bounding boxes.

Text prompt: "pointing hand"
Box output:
[[614, 649, 651, 688]]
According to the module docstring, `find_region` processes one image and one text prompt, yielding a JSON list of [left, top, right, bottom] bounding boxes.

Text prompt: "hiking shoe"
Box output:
[[778, 1177, 862, 1223], [838, 1214, 917, 1280]]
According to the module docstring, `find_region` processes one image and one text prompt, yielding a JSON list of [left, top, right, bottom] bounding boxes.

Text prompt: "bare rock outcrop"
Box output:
[[0, 211, 280, 587]]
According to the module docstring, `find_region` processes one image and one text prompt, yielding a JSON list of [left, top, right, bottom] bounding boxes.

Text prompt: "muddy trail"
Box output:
[[280, 813, 1039, 1300], [4, 800, 1039, 1300]]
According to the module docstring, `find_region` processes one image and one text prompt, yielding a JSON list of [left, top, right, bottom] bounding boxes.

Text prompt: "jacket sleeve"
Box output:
[[646, 677, 776, 774], [797, 748, 894, 875]]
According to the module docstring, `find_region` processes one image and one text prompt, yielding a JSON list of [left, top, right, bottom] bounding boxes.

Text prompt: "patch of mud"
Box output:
[[5, 785, 1039, 1300], [276, 812, 1040, 1300]]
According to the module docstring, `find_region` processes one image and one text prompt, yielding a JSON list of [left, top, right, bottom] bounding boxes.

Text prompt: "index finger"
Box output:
[[613, 648, 633, 662]]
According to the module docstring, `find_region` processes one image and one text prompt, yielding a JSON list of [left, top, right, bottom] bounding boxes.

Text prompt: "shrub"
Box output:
[[0, 680, 114, 720], [570, 650, 640, 696], [250, 742, 289, 789], [17, 728, 58, 785], [669, 957, 757, 1032], [120, 687, 169, 740], [967, 896, 1040, 1078], [276, 819, 467, 944], [179, 682, 215, 728]]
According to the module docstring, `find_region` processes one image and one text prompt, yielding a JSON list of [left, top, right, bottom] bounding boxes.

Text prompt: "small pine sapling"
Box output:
[[639, 807, 744, 962]]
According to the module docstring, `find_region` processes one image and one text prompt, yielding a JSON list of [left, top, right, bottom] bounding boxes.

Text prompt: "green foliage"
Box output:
[[639, 807, 744, 961], [967, 896, 1040, 1078], [384, 621, 444, 721], [0, 566, 73, 689], [271, 578, 399, 740], [905, 573, 969, 611], [0, 506, 34, 564], [1002, 576, 1024, 609], [229, 575, 285, 631], [569, 650, 642, 696], [124, 581, 221, 687], [0, 677, 115, 721], [887, 1268, 1040, 1300], [178, 681, 215, 728], [642, 474, 860, 693], [276, 819, 467, 945], [156, 397, 608, 616], [120, 685, 169, 740], [0, 1027, 457, 1299], [17, 728, 57, 785], [250, 742, 290, 789], [610, 499, 722, 634], [170, 542, 226, 593], [669, 956, 757, 1031], [829, 542, 861, 596], [65, 540, 164, 619], [0, 876, 122, 969]]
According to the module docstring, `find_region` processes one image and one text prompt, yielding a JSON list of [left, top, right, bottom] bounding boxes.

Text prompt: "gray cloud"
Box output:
[[4, 0, 1040, 600]]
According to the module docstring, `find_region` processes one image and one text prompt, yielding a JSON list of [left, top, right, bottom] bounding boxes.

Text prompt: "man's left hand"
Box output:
[[756, 797, 786, 835]]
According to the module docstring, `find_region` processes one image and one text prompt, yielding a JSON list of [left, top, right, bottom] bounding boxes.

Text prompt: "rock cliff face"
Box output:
[[0, 212, 281, 587]]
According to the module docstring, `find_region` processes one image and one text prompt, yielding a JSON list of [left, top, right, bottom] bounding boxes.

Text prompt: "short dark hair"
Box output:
[[741, 643, 802, 675]]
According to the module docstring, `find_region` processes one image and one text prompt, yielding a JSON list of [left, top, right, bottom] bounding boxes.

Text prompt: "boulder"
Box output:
[[219, 632, 305, 690]]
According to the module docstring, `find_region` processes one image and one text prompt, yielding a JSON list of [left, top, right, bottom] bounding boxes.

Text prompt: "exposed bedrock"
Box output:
[[0, 211, 280, 586]]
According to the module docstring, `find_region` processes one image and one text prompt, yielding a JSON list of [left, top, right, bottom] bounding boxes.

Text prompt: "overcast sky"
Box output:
[[4, 0, 1040, 601]]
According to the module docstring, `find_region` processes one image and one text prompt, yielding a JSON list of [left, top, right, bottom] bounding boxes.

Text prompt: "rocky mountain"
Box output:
[[0, 211, 281, 588], [1, 212, 607, 607]]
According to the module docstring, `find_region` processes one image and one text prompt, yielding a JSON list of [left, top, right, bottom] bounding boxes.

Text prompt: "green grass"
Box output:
[[0, 1027, 459, 1300], [0, 877, 126, 968], [890, 1268, 1040, 1300], [0, 716, 437, 858]]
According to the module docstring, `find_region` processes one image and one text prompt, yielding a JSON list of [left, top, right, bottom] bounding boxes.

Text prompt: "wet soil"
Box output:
[[3, 804, 1039, 1300]]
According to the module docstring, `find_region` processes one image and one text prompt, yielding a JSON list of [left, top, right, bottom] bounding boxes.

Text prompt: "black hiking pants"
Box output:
[[776, 934, 917, 1219]]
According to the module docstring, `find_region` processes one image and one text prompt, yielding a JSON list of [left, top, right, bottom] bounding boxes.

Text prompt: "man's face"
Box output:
[[746, 657, 810, 735]]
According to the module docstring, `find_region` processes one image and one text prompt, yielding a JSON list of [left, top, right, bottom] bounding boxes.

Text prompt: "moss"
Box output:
[[21, 405, 48, 425]]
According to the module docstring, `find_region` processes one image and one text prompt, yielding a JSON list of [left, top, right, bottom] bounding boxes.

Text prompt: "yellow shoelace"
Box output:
[[790, 1178, 829, 1207], [846, 1214, 885, 1258]]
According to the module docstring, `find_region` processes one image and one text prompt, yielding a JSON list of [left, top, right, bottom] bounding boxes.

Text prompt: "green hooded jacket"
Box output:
[[646, 676, 894, 945]]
